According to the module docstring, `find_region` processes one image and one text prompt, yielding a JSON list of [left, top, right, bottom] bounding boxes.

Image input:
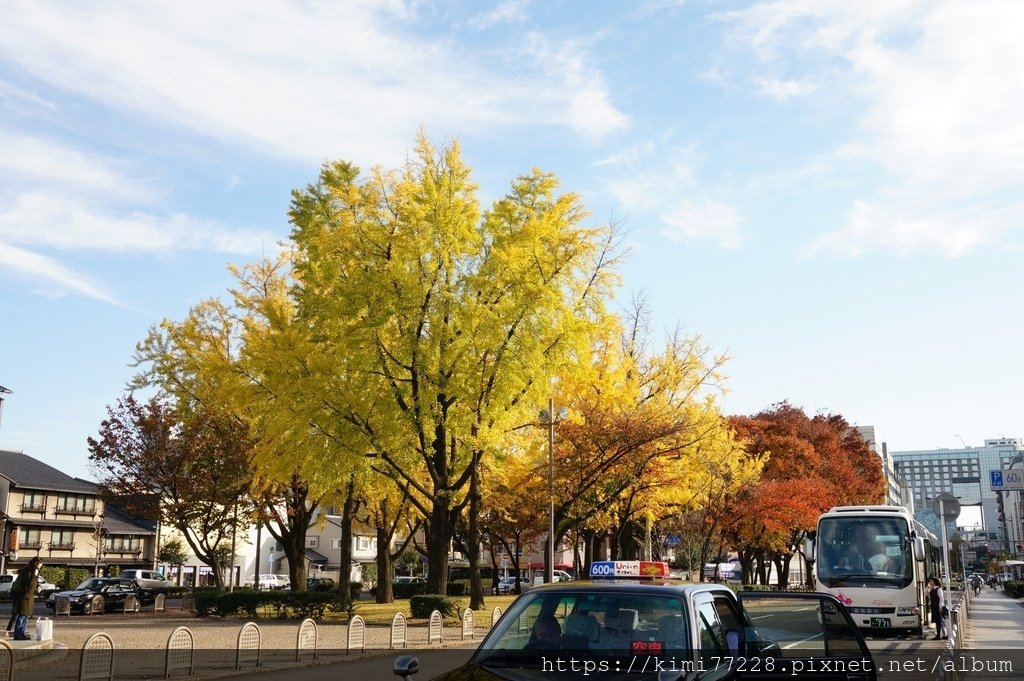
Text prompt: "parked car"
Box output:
[[394, 576, 426, 584], [120, 569, 173, 590], [531, 569, 573, 586], [0, 573, 58, 598], [496, 576, 525, 595], [36, 576, 59, 596], [307, 576, 337, 591], [45, 577, 155, 614], [243, 574, 289, 590]]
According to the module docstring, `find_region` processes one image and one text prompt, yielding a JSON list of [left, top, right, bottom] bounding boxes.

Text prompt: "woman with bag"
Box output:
[[10, 557, 43, 641], [927, 576, 947, 640]]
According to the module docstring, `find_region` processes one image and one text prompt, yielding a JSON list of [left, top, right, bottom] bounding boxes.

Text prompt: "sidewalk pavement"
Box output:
[[963, 586, 1024, 649]]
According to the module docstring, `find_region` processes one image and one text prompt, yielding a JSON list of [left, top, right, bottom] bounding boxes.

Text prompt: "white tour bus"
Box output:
[[805, 505, 940, 635]]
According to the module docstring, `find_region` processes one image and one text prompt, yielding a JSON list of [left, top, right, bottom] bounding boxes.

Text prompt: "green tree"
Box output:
[[158, 537, 189, 583]]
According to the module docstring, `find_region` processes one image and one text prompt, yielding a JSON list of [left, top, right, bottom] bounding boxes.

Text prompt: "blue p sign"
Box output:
[[991, 470, 1004, 489]]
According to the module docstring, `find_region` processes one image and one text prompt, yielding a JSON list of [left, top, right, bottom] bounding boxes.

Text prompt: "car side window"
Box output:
[[694, 596, 732, 681], [712, 594, 742, 655], [738, 595, 865, 658]]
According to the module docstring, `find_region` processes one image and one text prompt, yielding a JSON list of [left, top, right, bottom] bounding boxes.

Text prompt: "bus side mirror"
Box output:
[[802, 539, 815, 563], [912, 537, 925, 562]]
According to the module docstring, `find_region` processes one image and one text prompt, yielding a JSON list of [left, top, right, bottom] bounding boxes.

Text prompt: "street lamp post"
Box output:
[[539, 399, 568, 584]]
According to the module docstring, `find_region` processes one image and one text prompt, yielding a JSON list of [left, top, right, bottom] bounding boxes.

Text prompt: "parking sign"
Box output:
[[991, 470, 1004, 490]]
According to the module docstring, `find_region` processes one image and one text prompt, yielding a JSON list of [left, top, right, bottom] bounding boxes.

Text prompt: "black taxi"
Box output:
[[395, 560, 876, 681]]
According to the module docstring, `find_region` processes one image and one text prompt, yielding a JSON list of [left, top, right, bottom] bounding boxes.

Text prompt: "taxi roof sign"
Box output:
[[589, 560, 670, 579]]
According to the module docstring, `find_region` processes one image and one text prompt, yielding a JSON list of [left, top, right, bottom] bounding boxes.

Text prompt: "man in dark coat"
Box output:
[[10, 557, 42, 640]]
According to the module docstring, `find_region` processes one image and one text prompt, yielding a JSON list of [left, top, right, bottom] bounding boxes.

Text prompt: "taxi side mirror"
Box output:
[[394, 655, 419, 679]]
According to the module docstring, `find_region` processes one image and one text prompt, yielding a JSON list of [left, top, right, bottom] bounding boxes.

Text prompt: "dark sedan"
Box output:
[[45, 577, 155, 614]]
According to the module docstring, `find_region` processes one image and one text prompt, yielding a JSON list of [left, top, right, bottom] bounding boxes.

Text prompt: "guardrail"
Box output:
[[935, 586, 970, 681], [55, 607, 502, 678]]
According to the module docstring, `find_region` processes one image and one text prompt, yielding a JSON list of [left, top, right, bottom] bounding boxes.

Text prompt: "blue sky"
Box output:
[[1, 0, 1022, 481]]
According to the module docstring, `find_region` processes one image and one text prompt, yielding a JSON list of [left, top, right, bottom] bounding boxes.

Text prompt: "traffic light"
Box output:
[[997, 491, 1005, 522]]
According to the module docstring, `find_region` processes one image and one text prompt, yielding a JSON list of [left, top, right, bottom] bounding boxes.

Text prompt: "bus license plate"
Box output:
[[870, 617, 890, 627]]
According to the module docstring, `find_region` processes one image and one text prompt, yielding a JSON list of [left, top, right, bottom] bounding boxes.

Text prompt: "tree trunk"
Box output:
[[425, 424, 454, 596], [468, 452, 485, 609], [426, 496, 452, 596], [337, 476, 357, 607], [376, 522, 394, 603]]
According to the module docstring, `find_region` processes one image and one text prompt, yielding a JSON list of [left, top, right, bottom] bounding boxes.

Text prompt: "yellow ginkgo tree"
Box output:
[[286, 133, 621, 602]]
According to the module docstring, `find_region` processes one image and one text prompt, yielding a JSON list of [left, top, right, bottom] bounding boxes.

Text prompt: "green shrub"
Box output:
[[193, 587, 227, 616], [411, 594, 460, 618], [59, 567, 91, 590]]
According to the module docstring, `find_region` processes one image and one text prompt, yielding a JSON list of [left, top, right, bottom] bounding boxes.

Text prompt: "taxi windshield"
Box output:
[[75, 578, 109, 590], [474, 588, 688, 665]]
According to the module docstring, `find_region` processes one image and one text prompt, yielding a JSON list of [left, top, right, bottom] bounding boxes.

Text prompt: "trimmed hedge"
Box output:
[[1005, 580, 1024, 598], [194, 589, 342, 619], [410, 594, 460, 618]]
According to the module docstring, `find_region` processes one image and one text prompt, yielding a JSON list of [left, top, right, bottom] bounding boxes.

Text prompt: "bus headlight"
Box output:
[[897, 607, 919, 616]]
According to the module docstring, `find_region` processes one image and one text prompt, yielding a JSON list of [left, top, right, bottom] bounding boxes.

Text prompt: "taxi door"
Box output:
[[733, 592, 876, 681]]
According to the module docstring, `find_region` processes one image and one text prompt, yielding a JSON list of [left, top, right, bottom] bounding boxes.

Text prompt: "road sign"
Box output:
[[932, 493, 960, 521], [991, 469, 1024, 491], [665, 533, 681, 547]]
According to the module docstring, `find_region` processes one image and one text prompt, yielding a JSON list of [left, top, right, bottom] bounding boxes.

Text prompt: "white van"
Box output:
[[244, 574, 289, 589], [532, 569, 573, 585]]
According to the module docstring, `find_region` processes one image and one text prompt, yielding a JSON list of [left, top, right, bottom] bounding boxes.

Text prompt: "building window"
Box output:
[[20, 491, 47, 512], [105, 536, 141, 553], [356, 536, 377, 551], [330, 538, 342, 550], [50, 529, 75, 550], [306, 536, 319, 549], [55, 494, 95, 514], [18, 528, 41, 549]]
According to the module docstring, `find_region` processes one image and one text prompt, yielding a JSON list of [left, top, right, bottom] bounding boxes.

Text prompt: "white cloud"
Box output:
[[600, 142, 744, 248], [0, 1, 627, 162], [0, 130, 149, 200], [0, 191, 278, 256], [807, 197, 1024, 258], [468, 1, 531, 29], [756, 77, 817, 100], [718, 0, 1024, 256], [661, 199, 743, 249], [0, 241, 118, 304]]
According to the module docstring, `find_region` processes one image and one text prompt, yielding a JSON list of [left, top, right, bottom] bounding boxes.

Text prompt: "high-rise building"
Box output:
[[856, 426, 902, 506], [892, 437, 1024, 556]]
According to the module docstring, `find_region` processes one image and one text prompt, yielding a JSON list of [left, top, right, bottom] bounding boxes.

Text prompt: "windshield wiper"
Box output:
[[825, 573, 880, 586]]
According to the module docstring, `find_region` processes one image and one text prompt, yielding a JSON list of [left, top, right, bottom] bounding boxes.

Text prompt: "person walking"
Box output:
[[10, 557, 42, 641], [927, 576, 946, 640]]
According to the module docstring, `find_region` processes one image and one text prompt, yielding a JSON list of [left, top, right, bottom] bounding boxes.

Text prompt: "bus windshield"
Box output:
[[817, 516, 913, 588]]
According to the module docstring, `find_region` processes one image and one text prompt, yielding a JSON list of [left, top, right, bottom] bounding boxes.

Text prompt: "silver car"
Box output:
[[119, 569, 172, 589]]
